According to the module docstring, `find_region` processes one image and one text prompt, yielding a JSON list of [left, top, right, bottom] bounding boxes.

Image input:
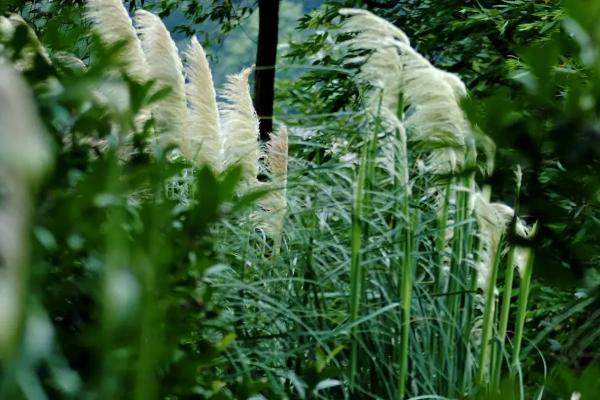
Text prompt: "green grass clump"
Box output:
[[0, 5, 572, 400]]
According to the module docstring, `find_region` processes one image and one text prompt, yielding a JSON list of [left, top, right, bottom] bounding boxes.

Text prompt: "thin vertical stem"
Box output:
[[446, 174, 473, 393], [348, 167, 364, 389], [397, 212, 414, 399], [511, 248, 535, 375], [432, 180, 452, 392], [492, 247, 516, 389], [435, 180, 452, 294], [349, 115, 378, 389], [476, 239, 503, 386]]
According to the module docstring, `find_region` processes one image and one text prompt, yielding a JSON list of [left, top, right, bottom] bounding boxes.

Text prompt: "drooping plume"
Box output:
[[393, 42, 470, 174], [185, 36, 222, 171], [86, 0, 148, 80], [339, 9, 409, 185], [266, 127, 289, 181], [339, 9, 407, 113], [339, 8, 410, 47], [473, 193, 514, 292], [339, 8, 474, 176], [220, 66, 260, 192], [135, 9, 190, 157]]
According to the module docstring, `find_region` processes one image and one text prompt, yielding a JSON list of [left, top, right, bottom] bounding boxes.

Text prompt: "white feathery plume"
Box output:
[[266, 127, 288, 187], [339, 13, 408, 185], [339, 8, 410, 47], [258, 126, 289, 244], [220, 66, 260, 193], [339, 9, 473, 179], [185, 36, 222, 171], [361, 44, 407, 184], [338, 10, 407, 114], [86, 0, 148, 80], [87, 0, 152, 133], [473, 193, 514, 292], [392, 40, 469, 174], [135, 9, 190, 157], [343, 35, 404, 113], [0, 65, 52, 352]]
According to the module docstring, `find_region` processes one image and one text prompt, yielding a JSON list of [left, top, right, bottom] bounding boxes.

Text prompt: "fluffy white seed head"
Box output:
[[266, 126, 288, 181], [86, 0, 148, 80], [339, 11, 405, 126], [346, 37, 403, 114], [258, 126, 289, 242], [220, 66, 260, 193], [474, 193, 515, 292], [339, 12, 409, 183], [339, 9, 473, 176], [135, 9, 190, 156], [339, 8, 410, 46], [391, 41, 470, 174], [185, 36, 222, 171]]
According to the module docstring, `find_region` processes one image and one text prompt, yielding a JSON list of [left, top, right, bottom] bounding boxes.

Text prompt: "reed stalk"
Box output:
[[445, 175, 473, 393], [397, 212, 414, 399], [492, 246, 516, 389], [349, 117, 378, 389], [476, 237, 502, 386], [511, 246, 535, 375], [492, 170, 522, 389]]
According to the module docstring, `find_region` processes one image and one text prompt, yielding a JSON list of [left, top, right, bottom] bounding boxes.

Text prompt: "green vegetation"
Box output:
[[1, 1, 598, 399]]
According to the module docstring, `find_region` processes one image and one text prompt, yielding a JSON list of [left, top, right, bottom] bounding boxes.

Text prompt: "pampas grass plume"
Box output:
[[220, 66, 260, 193], [135, 9, 190, 157], [258, 126, 289, 252], [339, 8, 471, 175], [474, 193, 514, 292], [87, 0, 148, 80], [185, 36, 222, 171]]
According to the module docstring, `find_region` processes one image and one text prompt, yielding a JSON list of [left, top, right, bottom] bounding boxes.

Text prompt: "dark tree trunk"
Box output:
[[254, 0, 280, 142]]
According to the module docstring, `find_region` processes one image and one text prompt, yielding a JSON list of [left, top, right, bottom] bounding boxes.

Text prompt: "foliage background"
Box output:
[[1, 0, 599, 399]]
